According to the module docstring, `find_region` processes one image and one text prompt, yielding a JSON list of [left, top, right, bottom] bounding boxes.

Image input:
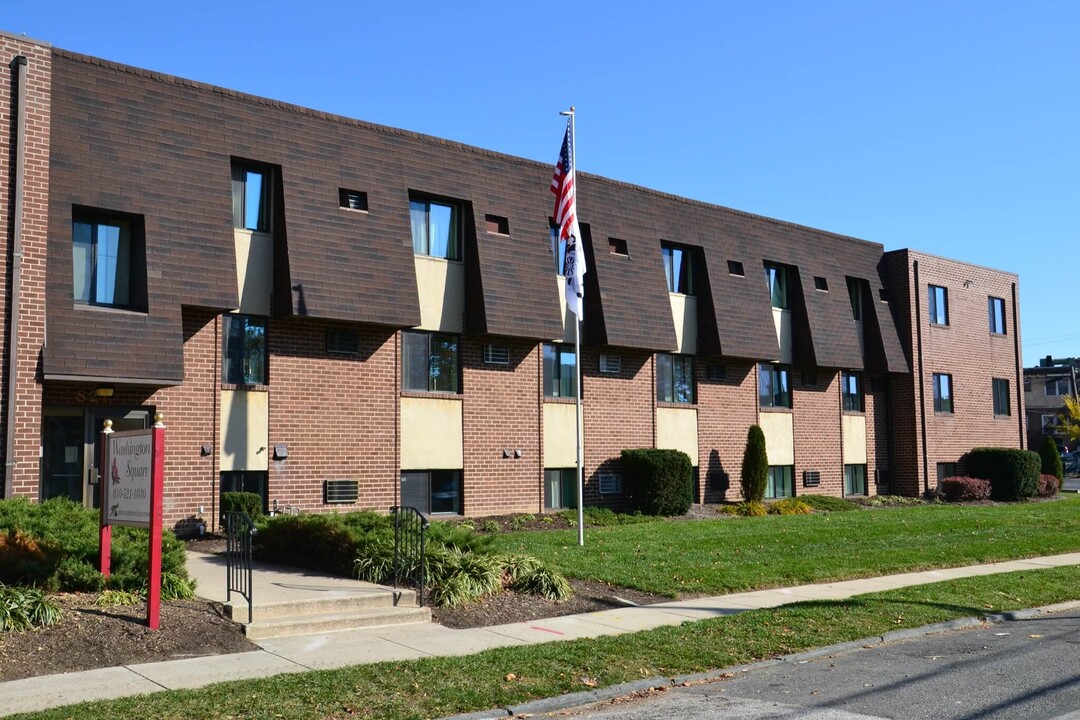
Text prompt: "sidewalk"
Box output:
[[3, 552, 1079, 717]]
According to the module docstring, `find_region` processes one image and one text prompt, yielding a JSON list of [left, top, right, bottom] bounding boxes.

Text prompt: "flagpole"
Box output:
[[561, 106, 585, 548]]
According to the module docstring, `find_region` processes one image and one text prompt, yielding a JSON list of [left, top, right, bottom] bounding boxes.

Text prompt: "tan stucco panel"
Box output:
[[543, 402, 577, 467], [414, 256, 464, 333], [656, 406, 698, 461], [219, 390, 269, 471], [401, 396, 463, 470], [772, 308, 793, 364], [670, 294, 697, 355], [760, 411, 794, 465], [843, 414, 867, 464], [234, 230, 272, 315]]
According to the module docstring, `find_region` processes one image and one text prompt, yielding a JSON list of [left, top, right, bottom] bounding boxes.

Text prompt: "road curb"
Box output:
[[439, 601, 1080, 720]]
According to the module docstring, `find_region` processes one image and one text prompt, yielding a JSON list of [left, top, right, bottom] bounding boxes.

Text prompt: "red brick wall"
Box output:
[[792, 371, 844, 496], [697, 360, 757, 502]]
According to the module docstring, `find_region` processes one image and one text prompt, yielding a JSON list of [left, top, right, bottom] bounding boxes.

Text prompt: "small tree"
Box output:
[[1058, 395, 1080, 447], [741, 425, 768, 503], [1039, 434, 1064, 481]]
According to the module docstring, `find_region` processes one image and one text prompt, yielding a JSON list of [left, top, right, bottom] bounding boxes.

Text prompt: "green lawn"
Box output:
[[11, 566, 1080, 720], [490, 496, 1080, 596]]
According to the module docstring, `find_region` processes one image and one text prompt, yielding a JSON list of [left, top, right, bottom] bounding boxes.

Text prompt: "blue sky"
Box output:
[[6, 1, 1077, 365]]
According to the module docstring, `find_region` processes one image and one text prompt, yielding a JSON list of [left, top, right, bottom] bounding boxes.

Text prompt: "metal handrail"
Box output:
[[390, 506, 429, 607], [224, 511, 257, 624]]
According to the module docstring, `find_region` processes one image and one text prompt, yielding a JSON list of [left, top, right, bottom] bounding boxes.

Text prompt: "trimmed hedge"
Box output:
[[221, 491, 265, 519], [740, 425, 768, 503], [965, 447, 1040, 501], [1038, 435, 1064, 481], [939, 476, 991, 502], [621, 448, 694, 516]]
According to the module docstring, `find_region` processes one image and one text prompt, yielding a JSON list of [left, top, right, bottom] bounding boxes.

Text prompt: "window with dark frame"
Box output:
[[1046, 377, 1069, 396], [844, 464, 867, 496], [814, 276, 829, 291], [928, 285, 949, 325], [656, 354, 694, 403], [543, 344, 578, 398], [661, 243, 693, 294], [544, 468, 578, 510], [72, 212, 135, 308], [766, 465, 793, 499], [765, 264, 788, 309], [401, 331, 459, 393], [759, 363, 792, 409], [728, 260, 745, 276], [400, 470, 462, 515], [222, 315, 267, 385], [992, 378, 1010, 416], [841, 371, 864, 412], [988, 296, 1006, 335], [232, 163, 272, 232], [933, 373, 953, 413], [409, 197, 460, 261], [847, 278, 863, 321]]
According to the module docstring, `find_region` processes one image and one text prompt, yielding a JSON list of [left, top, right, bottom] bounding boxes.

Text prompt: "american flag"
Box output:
[[551, 118, 586, 318]]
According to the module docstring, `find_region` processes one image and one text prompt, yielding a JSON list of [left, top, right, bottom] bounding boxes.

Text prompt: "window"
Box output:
[[847, 278, 863, 321], [813, 276, 828, 291], [401, 471, 461, 515], [932, 373, 953, 413], [936, 462, 957, 483], [656, 354, 694, 404], [988, 297, 1006, 335], [928, 285, 949, 325], [550, 222, 567, 275], [1042, 414, 1058, 431], [232, 164, 271, 232], [542, 344, 578, 398], [402, 332, 459, 393], [844, 464, 867, 496], [842, 372, 864, 412], [339, 188, 367, 211], [992, 378, 1010, 416], [661, 243, 693, 294], [727, 260, 744, 276], [220, 471, 268, 515], [544, 469, 578, 510], [766, 466, 793, 499], [1045, 377, 1069, 396], [72, 214, 134, 307], [222, 315, 267, 385], [326, 328, 359, 355], [759, 363, 792, 409], [765, 264, 788, 309], [409, 198, 460, 261], [1024, 376, 1031, 392]]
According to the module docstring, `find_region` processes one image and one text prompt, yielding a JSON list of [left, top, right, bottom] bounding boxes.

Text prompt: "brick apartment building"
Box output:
[[1, 32, 1026, 532], [1023, 356, 1080, 451]]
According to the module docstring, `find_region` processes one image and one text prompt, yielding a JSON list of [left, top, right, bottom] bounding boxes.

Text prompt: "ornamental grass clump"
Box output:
[[768, 498, 812, 515], [0, 583, 61, 631]]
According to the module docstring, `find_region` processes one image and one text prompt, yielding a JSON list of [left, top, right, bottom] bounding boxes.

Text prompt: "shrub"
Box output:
[[768, 498, 812, 515], [939, 476, 992, 502], [1038, 473, 1061, 497], [718, 501, 767, 517], [255, 514, 359, 576], [966, 448, 1040, 501], [220, 491, 264, 519], [480, 520, 501, 533], [622, 448, 694, 516], [798, 495, 859, 512], [0, 529, 57, 586], [1038, 435, 1064, 481], [740, 426, 768, 503], [0, 583, 62, 631], [54, 556, 105, 592]]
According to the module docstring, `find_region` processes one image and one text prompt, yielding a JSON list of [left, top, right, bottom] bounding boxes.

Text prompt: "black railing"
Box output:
[[390, 506, 429, 607], [224, 511, 257, 623]]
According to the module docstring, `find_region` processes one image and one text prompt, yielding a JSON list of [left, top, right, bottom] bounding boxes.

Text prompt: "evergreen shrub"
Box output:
[[965, 448, 1040, 501], [621, 448, 694, 516]]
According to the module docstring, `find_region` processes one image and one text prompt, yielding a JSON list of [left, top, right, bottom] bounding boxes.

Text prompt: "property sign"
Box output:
[[104, 428, 154, 527]]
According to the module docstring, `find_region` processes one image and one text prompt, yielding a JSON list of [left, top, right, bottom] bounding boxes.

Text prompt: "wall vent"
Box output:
[[803, 470, 821, 487], [599, 354, 621, 374], [324, 479, 359, 504], [707, 364, 726, 381], [483, 344, 510, 365], [326, 329, 360, 355], [599, 473, 622, 494], [338, 188, 368, 211]]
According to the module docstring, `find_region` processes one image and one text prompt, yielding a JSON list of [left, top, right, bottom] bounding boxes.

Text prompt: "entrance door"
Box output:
[[86, 408, 150, 509]]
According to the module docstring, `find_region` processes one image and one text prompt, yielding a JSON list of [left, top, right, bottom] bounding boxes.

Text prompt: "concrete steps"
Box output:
[[225, 588, 431, 640]]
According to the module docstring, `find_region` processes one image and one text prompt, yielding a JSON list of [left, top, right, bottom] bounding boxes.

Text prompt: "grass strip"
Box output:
[[491, 497, 1080, 595], [10, 565, 1080, 720]]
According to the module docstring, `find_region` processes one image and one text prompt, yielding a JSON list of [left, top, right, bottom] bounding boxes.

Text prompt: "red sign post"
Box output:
[[98, 413, 166, 630]]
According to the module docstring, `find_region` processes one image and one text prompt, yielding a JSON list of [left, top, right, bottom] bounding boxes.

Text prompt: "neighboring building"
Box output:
[[1, 33, 1026, 532], [1023, 356, 1080, 451]]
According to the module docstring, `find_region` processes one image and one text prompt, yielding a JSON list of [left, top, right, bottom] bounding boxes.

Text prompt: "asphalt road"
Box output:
[[1063, 478, 1080, 492], [564, 610, 1080, 720]]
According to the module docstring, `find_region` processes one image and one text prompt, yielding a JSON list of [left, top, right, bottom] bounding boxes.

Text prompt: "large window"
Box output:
[[402, 332, 459, 393], [988, 297, 1006, 335], [72, 214, 133, 307], [661, 243, 693, 295], [232, 164, 271, 232], [759, 363, 792, 409], [992, 378, 1010, 416], [222, 315, 267, 385], [928, 285, 949, 325], [765, 264, 788, 309], [410, 198, 460, 261], [766, 466, 793, 499], [544, 468, 578, 510], [933, 373, 953, 413], [841, 372, 864, 412], [847, 277, 863, 321], [657, 354, 694, 404], [543, 344, 578, 398], [401, 470, 461, 515], [844, 464, 867, 496]]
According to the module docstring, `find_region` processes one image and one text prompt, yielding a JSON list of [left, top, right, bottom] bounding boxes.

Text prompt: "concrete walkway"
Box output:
[[3, 552, 1079, 717]]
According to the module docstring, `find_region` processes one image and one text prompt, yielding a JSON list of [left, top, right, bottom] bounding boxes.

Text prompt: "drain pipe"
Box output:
[[4, 56, 28, 499]]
